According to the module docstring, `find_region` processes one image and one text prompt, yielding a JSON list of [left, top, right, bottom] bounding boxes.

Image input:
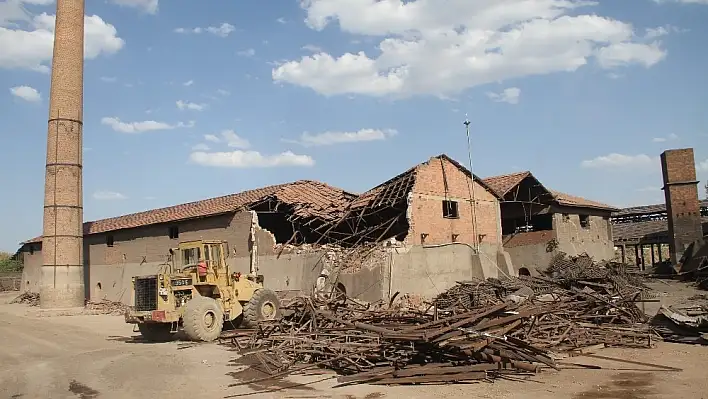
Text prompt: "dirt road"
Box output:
[[2, 291, 708, 399]]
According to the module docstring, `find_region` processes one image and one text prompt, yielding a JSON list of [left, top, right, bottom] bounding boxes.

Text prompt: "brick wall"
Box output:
[[661, 148, 703, 263], [406, 157, 501, 246]]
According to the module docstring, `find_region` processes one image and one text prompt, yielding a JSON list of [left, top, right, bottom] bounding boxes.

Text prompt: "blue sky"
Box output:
[[1, 0, 707, 251]]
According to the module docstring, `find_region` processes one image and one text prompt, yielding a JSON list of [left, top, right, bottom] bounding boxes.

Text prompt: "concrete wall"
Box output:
[[407, 157, 502, 247], [389, 243, 511, 300], [85, 212, 254, 266], [553, 213, 614, 261], [24, 242, 511, 305], [505, 242, 556, 272], [502, 212, 615, 271]]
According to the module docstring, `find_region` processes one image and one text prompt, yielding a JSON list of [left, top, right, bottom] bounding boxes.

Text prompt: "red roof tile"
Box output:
[[483, 171, 618, 212], [481, 171, 531, 198], [24, 180, 354, 244], [550, 190, 619, 212]]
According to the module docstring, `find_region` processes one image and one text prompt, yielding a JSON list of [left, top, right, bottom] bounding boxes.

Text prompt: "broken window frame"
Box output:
[[579, 214, 590, 228], [168, 226, 179, 239], [442, 200, 460, 219], [106, 235, 114, 247]]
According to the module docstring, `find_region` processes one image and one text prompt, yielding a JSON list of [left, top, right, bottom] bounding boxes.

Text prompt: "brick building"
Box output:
[[481, 171, 618, 273], [18, 154, 515, 301]]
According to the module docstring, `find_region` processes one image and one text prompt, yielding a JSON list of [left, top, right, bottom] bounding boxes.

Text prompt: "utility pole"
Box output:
[[464, 115, 479, 251]]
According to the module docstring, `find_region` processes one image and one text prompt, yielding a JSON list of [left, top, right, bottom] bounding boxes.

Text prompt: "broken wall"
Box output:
[[389, 243, 507, 300], [553, 213, 615, 261]]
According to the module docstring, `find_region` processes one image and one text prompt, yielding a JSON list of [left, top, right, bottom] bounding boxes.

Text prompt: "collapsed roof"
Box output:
[[482, 171, 618, 212], [24, 180, 355, 244]]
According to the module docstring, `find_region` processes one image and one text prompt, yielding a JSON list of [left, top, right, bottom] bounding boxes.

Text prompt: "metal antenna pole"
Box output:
[[464, 115, 480, 251]]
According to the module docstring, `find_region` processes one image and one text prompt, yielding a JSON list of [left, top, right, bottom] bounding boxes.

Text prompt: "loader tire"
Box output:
[[183, 296, 224, 342], [242, 289, 281, 329], [138, 323, 174, 342]]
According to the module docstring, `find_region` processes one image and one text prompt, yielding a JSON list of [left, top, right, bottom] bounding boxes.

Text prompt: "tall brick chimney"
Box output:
[[661, 148, 703, 264], [40, 0, 85, 309]]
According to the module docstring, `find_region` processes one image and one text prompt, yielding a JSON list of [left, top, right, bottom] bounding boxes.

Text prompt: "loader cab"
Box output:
[[173, 240, 230, 284]]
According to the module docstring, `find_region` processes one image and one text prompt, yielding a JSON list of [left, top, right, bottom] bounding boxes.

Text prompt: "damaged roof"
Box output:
[[24, 180, 354, 244], [550, 190, 619, 212], [482, 171, 533, 198], [349, 154, 499, 210], [613, 199, 708, 218], [482, 171, 618, 212]]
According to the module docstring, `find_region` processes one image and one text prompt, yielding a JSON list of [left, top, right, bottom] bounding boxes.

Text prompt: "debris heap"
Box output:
[[228, 252, 655, 386]]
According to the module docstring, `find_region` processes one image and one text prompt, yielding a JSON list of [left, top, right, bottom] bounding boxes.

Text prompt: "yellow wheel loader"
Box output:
[[124, 239, 280, 342]]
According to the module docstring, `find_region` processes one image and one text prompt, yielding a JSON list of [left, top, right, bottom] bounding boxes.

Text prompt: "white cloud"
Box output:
[[110, 0, 158, 14], [174, 22, 235, 37], [217, 89, 230, 96], [183, 80, 194, 86], [100, 76, 117, 83], [101, 117, 194, 133], [204, 134, 221, 143], [644, 25, 683, 39], [276, 17, 286, 24], [176, 100, 206, 111], [192, 143, 210, 151], [486, 87, 521, 104], [651, 133, 679, 142], [596, 41, 666, 69], [581, 153, 657, 169], [0, 12, 124, 73], [287, 128, 397, 147], [201, 130, 250, 148], [10, 85, 41, 102], [221, 130, 250, 149], [189, 150, 315, 168], [302, 44, 323, 53], [237, 48, 255, 57], [93, 190, 127, 200], [272, 1, 668, 98]]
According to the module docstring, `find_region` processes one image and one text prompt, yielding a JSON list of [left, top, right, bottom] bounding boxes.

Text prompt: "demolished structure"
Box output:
[[482, 171, 618, 274], [611, 148, 708, 270], [18, 154, 617, 305]]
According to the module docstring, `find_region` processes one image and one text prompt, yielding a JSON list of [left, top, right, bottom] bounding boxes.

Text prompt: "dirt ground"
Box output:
[[1, 283, 708, 399]]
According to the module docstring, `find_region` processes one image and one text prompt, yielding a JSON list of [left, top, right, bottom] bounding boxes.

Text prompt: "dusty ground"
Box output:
[[1, 283, 708, 399]]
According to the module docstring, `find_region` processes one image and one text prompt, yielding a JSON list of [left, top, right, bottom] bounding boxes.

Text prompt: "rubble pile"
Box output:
[[229, 296, 555, 386], [227, 252, 657, 386], [11, 292, 40, 306], [84, 299, 127, 315]]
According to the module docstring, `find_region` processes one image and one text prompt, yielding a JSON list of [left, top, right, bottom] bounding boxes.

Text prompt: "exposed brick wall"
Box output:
[[661, 148, 703, 263], [406, 157, 501, 246]]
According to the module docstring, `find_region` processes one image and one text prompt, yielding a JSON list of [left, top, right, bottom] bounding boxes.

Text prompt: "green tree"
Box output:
[[0, 251, 22, 272]]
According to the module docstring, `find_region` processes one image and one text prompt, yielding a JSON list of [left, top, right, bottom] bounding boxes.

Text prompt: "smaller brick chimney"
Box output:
[[661, 148, 703, 264]]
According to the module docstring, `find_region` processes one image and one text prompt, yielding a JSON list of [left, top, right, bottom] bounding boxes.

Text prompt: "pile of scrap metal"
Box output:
[[654, 295, 708, 345], [434, 253, 655, 351], [227, 253, 655, 387], [229, 296, 556, 386], [676, 238, 708, 289]]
